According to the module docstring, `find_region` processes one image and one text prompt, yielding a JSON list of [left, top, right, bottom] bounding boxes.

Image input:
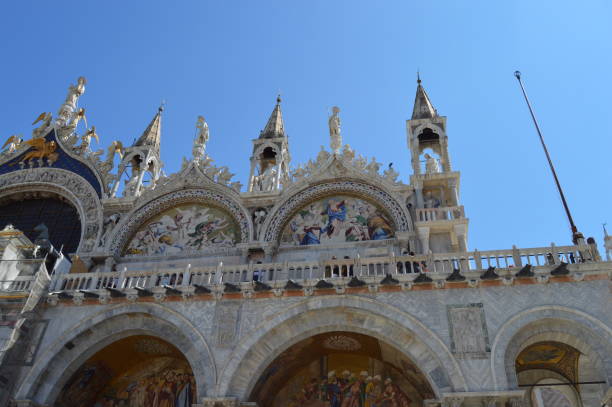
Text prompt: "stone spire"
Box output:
[[411, 74, 437, 120], [260, 95, 285, 139], [134, 105, 163, 150]]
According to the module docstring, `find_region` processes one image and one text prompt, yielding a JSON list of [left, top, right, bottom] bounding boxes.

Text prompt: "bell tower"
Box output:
[[408, 76, 468, 253], [247, 96, 291, 193]]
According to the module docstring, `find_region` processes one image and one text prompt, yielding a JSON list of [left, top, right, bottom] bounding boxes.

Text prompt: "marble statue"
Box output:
[[57, 76, 86, 126], [253, 208, 267, 239], [99, 213, 121, 248], [328, 106, 342, 154], [76, 126, 99, 155], [193, 116, 209, 160], [424, 153, 440, 174]]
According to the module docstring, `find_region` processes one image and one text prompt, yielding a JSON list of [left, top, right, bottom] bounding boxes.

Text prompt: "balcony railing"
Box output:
[[0, 276, 35, 292], [415, 206, 465, 222], [48, 243, 598, 294]]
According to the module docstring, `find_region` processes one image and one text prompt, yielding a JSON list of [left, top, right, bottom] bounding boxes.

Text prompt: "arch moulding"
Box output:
[[262, 179, 413, 244], [108, 187, 253, 254], [490, 305, 612, 390], [0, 167, 103, 253], [219, 295, 466, 400], [15, 302, 216, 405]]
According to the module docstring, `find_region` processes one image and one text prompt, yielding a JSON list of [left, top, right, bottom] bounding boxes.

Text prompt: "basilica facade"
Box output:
[[0, 77, 610, 407]]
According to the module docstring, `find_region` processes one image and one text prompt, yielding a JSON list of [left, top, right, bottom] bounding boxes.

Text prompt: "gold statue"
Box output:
[[2, 135, 23, 153], [32, 112, 53, 138], [20, 138, 59, 166]]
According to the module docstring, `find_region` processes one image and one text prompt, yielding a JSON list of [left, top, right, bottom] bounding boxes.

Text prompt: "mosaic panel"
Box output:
[[280, 195, 394, 246], [125, 203, 240, 255]]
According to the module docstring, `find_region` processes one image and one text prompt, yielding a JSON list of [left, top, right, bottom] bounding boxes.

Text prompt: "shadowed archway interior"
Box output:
[[249, 331, 434, 407], [55, 335, 196, 407], [0, 193, 82, 253]]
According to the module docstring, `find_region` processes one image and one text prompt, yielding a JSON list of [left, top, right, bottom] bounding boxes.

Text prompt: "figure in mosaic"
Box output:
[[125, 203, 239, 255], [282, 196, 393, 246]]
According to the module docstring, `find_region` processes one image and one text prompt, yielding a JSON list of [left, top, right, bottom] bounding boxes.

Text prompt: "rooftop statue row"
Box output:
[[0, 77, 412, 199]]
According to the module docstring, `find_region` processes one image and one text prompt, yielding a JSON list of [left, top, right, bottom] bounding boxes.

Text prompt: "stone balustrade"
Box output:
[[0, 275, 35, 292], [44, 243, 605, 298], [415, 205, 465, 222]]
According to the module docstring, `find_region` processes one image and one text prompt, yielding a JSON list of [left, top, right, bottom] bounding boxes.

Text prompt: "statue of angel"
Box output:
[[104, 140, 124, 167], [32, 112, 52, 138], [193, 115, 209, 160], [57, 77, 86, 125], [70, 108, 87, 130], [424, 153, 440, 174], [76, 126, 99, 155], [1, 135, 23, 154], [328, 106, 342, 154]]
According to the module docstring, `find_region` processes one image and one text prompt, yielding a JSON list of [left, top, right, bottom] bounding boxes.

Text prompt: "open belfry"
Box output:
[[0, 76, 609, 407]]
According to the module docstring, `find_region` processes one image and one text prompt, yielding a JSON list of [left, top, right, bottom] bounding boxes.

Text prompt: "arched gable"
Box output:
[[109, 188, 253, 255], [262, 179, 412, 244]]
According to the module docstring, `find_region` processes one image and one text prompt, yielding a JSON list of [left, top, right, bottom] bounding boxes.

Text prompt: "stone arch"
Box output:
[[109, 187, 253, 254], [490, 306, 612, 391], [262, 180, 412, 244], [0, 168, 103, 253], [219, 295, 466, 400], [15, 303, 216, 404]]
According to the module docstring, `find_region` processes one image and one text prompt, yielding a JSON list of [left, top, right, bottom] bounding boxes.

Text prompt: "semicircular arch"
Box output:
[[0, 168, 103, 253], [219, 295, 465, 400], [261, 179, 412, 244], [109, 187, 253, 254], [490, 306, 612, 391], [15, 302, 216, 405]]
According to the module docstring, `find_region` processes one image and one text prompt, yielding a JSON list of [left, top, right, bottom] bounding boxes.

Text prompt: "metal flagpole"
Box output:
[[514, 71, 583, 244]]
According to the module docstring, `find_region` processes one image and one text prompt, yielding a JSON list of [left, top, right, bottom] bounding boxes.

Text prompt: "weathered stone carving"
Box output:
[[447, 303, 490, 357]]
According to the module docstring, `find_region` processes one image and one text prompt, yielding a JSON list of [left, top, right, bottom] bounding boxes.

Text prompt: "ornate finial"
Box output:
[[158, 100, 166, 112], [417, 70, 421, 84], [276, 94, 282, 104]]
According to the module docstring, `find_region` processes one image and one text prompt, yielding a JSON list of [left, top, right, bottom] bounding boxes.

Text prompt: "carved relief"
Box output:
[[447, 303, 490, 358], [214, 302, 241, 347]]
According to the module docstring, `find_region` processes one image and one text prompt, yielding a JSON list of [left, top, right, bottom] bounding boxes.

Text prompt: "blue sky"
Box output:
[[1, 1, 611, 251]]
